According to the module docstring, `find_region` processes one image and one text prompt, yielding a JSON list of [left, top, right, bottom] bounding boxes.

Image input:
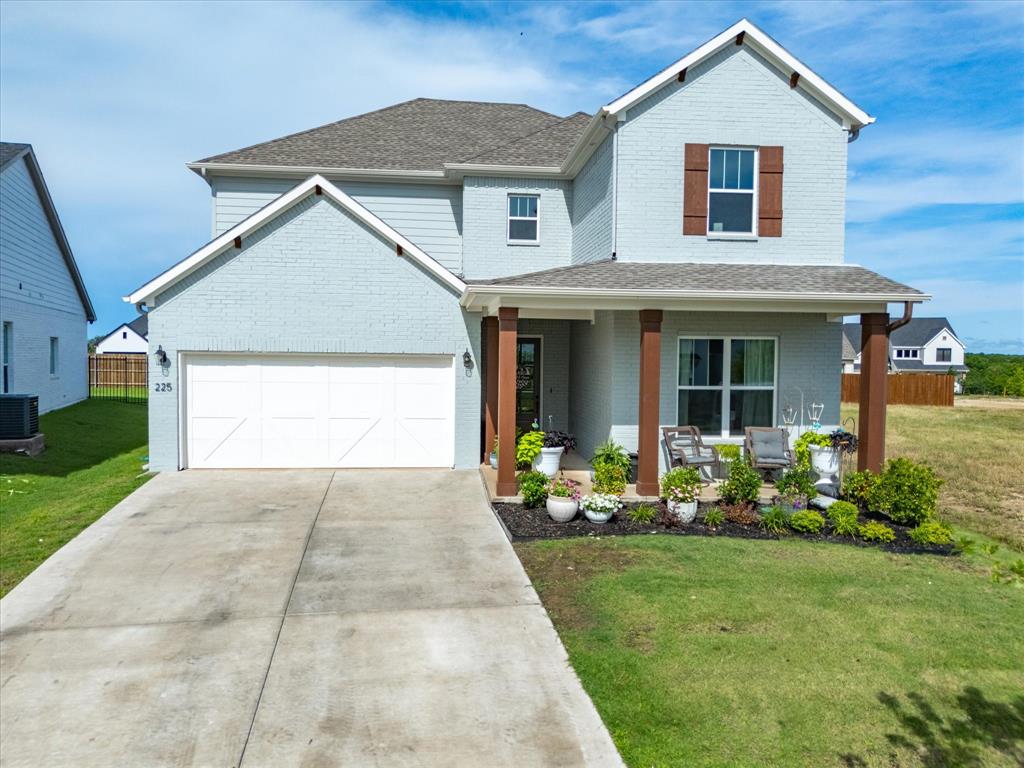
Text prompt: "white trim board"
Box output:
[[125, 175, 466, 305]]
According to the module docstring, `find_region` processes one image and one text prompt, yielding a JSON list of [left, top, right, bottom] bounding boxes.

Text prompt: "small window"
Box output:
[[507, 195, 539, 243], [49, 337, 59, 376], [708, 148, 756, 235], [894, 348, 920, 360], [122, 331, 128, 339], [936, 348, 952, 363]]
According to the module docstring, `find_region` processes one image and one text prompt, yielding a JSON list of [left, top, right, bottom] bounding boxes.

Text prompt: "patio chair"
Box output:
[[661, 426, 721, 482], [744, 427, 794, 479]]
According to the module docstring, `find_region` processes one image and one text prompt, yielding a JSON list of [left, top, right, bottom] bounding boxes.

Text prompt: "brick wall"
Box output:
[[571, 133, 614, 264]]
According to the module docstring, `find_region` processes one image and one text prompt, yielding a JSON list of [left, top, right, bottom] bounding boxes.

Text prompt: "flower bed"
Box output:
[[492, 501, 956, 556]]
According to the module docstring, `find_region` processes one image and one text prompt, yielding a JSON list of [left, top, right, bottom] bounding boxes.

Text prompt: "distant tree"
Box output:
[[963, 353, 1024, 397], [87, 335, 104, 353]]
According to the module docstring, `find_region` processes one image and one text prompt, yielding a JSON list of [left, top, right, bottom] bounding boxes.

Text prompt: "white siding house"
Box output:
[[1, 143, 95, 413], [95, 315, 148, 354]]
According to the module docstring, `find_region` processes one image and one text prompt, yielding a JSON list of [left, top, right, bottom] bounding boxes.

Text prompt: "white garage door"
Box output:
[[184, 354, 454, 469]]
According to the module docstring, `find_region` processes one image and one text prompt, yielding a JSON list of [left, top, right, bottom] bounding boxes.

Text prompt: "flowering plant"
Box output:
[[829, 428, 859, 455], [659, 467, 702, 504], [580, 493, 623, 515], [547, 476, 581, 500]]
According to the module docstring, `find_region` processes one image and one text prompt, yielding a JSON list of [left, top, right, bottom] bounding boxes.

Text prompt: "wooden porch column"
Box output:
[[482, 316, 498, 463], [858, 312, 889, 473], [636, 309, 663, 497], [496, 307, 518, 496]]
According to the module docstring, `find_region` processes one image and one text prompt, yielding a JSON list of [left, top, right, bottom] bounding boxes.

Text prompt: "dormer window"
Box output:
[[507, 194, 539, 244], [708, 148, 757, 235], [894, 348, 919, 360]]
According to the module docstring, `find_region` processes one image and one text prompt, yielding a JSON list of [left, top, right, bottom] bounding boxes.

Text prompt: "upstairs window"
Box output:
[[894, 348, 919, 360], [508, 194, 539, 244], [122, 331, 128, 339], [936, 348, 952, 363], [708, 148, 756, 235]]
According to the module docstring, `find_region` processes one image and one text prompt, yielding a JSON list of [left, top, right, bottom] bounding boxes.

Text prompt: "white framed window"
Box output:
[[894, 348, 920, 360], [936, 348, 952, 363], [49, 337, 59, 376], [677, 336, 777, 437], [507, 194, 539, 244], [708, 147, 757, 236]]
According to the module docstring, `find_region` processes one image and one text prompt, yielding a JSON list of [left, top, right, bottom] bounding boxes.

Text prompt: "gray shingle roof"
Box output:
[[844, 318, 958, 351], [196, 98, 576, 171], [0, 142, 31, 170], [127, 314, 148, 338], [468, 260, 926, 297], [460, 112, 591, 166]]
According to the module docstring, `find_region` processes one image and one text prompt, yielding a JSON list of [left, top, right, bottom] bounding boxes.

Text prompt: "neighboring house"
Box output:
[[127, 19, 926, 489], [842, 317, 968, 392], [95, 315, 148, 354], [1, 142, 95, 413]]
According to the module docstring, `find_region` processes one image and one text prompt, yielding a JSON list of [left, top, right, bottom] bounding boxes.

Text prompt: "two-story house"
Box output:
[[1, 142, 95, 413], [842, 317, 968, 391], [127, 19, 927, 492]]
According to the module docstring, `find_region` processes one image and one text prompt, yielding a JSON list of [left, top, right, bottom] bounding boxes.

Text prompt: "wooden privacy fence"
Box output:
[[89, 354, 148, 404], [841, 373, 954, 407]]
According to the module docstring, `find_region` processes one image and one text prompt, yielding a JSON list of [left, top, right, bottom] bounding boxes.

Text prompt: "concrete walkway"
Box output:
[[0, 470, 622, 767]]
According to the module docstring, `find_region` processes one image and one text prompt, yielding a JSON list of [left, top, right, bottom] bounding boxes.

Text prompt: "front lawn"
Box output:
[[518, 536, 1024, 767], [0, 399, 150, 596]]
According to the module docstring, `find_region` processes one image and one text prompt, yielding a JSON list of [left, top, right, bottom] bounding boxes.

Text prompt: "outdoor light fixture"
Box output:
[[154, 345, 168, 366], [462, 349, 473, 370], [781, 404, 796, 428]]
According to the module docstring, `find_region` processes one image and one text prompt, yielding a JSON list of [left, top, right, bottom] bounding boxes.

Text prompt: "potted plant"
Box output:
[[591, 439, 631, 481], [580, 492, 622, 524], [659, 467, 702, 523], [714, 443, 742, 479], [545, 475, 581, 522], [489, 435, 499, 469], [516, 431, 545, 470], [593, 463, 627, 496], [534, 430, 576, 478]]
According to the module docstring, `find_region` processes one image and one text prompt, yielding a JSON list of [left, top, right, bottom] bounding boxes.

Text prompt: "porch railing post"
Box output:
[[857, 312, 889, 472], [636, 309, 663, 497], [483, 316, 499, 464], [496, 307, 518, 497]]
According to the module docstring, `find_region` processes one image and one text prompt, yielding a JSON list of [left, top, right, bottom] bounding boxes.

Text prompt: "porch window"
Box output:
[[708, 148, 756, 235], [678, 337, 776, 436], [507, 194, 539, 243]]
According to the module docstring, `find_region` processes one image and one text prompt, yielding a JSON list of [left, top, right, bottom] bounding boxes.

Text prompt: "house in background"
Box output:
[[127, 19, 927, 488], [1, 142, 95, 413], [95, 315, 148, 354], [842, 317, 968, 392]]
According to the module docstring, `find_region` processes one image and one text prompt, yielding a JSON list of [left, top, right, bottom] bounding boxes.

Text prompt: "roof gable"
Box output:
[[126, 175, 466, 305], [0, 142, 96, 321]]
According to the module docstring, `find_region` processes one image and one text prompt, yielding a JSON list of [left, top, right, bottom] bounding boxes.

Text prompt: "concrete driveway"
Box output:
[[0, 470, 622, 767]]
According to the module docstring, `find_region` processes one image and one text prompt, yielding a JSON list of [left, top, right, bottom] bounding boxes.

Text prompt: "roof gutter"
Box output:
[[186, 162, 452, 184]]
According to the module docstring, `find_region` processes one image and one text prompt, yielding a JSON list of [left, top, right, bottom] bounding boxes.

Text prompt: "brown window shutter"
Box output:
[[683, 143, 709, 235], [759, 146, 783, 237]]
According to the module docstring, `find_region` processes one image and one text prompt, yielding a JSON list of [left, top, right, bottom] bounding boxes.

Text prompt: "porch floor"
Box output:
[[480, 452, 778, 505]]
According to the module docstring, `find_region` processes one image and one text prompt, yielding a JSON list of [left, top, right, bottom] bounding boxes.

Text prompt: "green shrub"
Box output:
[[716, 444, 741, 462], [703, 506, 724, 528], [909, 520, 954, 546], [859, 521, 896, 543], [789, 509, 825, 534], [659, 466, 702, 503], [760, 506, 790, 535], [794, 431, 831, 471], [518, 470, 549, 508], [592, 439, 631, 477], [867, 457, 942, 525], [719, 458, 761, 505], [776, 468, 817, 500], [842, 470, 878, 506], [593, 463, 627, 496], [628, 503, 658, 524], [516, 431, 545, 468], [828, 500, 860, 537]]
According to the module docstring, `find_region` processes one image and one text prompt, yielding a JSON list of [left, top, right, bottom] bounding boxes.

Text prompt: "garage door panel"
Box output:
[[186, 355, 453, 469]]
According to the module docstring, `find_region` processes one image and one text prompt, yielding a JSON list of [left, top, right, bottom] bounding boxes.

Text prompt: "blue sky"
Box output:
[[2, 0, 1022, 352]]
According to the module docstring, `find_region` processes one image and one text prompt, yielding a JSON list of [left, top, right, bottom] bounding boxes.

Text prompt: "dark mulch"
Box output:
[[492, 501, 956, 556]]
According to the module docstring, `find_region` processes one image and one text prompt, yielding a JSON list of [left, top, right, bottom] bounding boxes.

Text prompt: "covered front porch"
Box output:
[[466, 261, 929, 500]]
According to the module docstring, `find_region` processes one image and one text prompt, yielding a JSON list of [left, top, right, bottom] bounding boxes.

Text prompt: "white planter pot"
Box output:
[[533, 446, 564, 478], [489, 452, 498, 470], [583, 506, 614, 524], [546, 496, 578, 523], [809, 445, 840, 476], [668, 499, 698, 523]]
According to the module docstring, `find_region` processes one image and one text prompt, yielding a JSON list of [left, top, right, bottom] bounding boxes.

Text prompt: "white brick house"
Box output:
[[1, 143, 95, 413], [128, 19, 926, 483]]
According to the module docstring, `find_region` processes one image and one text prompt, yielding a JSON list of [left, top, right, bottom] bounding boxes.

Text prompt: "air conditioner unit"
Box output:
[[0, 395, 40, 439]]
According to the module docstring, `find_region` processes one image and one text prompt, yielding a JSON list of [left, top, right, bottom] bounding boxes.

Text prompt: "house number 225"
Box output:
[[154, 383, 173, 392]]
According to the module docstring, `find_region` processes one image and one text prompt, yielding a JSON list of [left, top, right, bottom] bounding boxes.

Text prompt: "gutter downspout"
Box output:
[[611, 120, 619, 259], [887, 301, 913, 334]]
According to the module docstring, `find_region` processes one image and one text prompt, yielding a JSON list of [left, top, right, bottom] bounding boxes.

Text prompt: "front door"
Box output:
[[516, 338, 541, 432]]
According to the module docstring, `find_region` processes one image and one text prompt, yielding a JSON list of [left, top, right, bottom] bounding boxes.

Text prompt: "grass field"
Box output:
[[842, 399, 1024, 550], [0, 399, 151, 596], [89, 385, 148, 402], [518, 536, 1024, 767]]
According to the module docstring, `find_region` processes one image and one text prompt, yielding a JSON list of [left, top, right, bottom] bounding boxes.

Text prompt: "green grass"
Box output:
[[89, 385, 148, 401], [517, 536, 1024, 767], [0, 399, 151, 596]]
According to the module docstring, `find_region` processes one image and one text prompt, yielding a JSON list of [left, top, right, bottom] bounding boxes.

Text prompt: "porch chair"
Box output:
[[744, 427, 795, 479], [661, 426, 721, 482]]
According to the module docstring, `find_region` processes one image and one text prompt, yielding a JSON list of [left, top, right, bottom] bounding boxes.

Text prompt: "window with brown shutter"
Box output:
[[758, 146, 783, 237], [683, 143, 709, 235]]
